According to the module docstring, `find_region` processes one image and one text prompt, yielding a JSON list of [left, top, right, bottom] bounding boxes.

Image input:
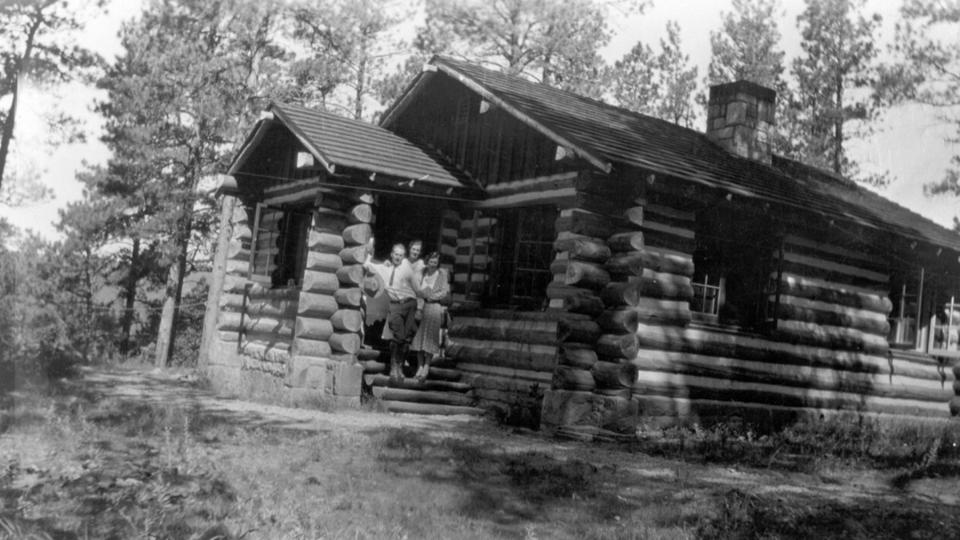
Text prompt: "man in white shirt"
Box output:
[[365, 243, 422, 382]]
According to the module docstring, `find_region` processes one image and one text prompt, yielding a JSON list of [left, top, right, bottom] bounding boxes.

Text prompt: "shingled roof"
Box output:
[[423, 56, 960, 252], [230, 102, 472, 192]]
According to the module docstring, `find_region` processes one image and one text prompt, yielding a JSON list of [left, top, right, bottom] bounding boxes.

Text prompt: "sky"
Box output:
[[3, 0, 958, 239]]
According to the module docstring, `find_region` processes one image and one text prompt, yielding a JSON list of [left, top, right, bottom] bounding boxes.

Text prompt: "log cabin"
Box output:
[[201, 56, 960, 437]]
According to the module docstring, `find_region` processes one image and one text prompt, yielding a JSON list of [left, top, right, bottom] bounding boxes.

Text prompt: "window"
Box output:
[[888, 269, 924, 348], [486, 205, 557, 310], [249, 203, 311, 288], [690, 207, 776, 329]]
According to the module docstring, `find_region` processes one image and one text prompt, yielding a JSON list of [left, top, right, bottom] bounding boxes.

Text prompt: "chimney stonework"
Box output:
[[706, 80, 776, 164]]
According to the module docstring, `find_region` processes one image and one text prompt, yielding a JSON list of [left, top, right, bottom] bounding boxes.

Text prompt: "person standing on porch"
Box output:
[[364, 243, 422, 382], [407, 239, 425, 272], [410, 252, 449, 383]]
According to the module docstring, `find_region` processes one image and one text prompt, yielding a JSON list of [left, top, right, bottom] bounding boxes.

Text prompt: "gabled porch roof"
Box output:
[[229, 102, 481, 199]]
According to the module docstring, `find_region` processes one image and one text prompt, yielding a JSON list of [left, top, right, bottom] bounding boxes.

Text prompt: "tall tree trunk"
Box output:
[[354, 54, 366, 120], [119, 237, 141, 356], [0, 14, 42, 190], [198, 194, 236, 371], [833, 75, 843, 175], [154, 204, 193, 368], [0, 78, 19, 190]]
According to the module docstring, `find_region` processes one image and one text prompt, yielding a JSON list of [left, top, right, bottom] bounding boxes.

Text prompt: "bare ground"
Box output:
[[2, 366, 960, 539]]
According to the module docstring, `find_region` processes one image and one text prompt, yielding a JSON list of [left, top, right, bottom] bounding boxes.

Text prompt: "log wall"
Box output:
[[209, 188, 363, 406], [541, 178, 957, 439], [215, 204, 295, 376], [451, 210, 496, 308]]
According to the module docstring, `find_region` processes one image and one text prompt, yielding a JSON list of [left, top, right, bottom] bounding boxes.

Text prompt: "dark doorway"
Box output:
[[373, 193, 447, 260]]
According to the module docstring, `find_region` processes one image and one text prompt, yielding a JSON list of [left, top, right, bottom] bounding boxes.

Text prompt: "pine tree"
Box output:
[[289, 0, 406, 120], [708, 0, 785, 88], [791, 0, 884, 181], [880, 0, 960, 202], [611, 21, 699, 128], [98, 0, 286, 367], [0, 0, 101, 189], [403, 0, 640, 99]]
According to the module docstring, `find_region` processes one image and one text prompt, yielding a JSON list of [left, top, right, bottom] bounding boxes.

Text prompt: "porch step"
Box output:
[[363, 374, 471, 392], [371, 386, 475, 406]]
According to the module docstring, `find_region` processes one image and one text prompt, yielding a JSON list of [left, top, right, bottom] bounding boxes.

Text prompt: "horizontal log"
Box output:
[[559, 344, 599, 369], [294, 317, 334, 341], [553, 237, 611, 263], [632, 297, 692, 325], [632, 395, 952, 428], [338, 245, 369, 265], [604, 252, 644, 277], [217, 312, 292, 334], [600, 281, 641, 307], [774, 320, 888, 354], [342, 224, 373, 246], [446, 338, 557, 372], [546, 281, 594, 301], [225, 242, 249, 261], [557, 319, 602, 344], [331, 309, 363, 332], [565, 260, 610, 289], [592, 361, 638, 389], [631, 323, 947, 381], [371, 386, 474, 406], [777, 273, 892, 314], [242, 298, 298, 319], [607, 231, 645, 253], [597, 333, 639, 360], [364, 374, 472, 392], [555, 209, 616, 238], [293, 337, 332, 358], [225, 259, 251, 276], [624, 206, 643, 227], [562, 293, 605, 316], [245, 283, 300, 300], [347, 203, 373, 224], [329, 332, 361, 354], [637, 272, 694, 301], [597, 308, 639, 334], [218, 293, 246, 311], [448, 317, 558, 346], [312, 211, 348, 234], [307, 230, 345, 253], [336, 264, 365, 286], [631, 351, 955, 403], [783, 234, 885, 269], [459, 373, 549, 394], [378, 400, 486, 416], [553, 366, 596, 391], [780, 250, 888, 285], [631, 371, 950, 418], [775, 296, 890, 336], [305, 252, 343, 272], [302, 270, 340, 294], [608, 249, 694, 278], [334, 288, 362, 308], [233, 224, 253, 241], [455, 362, 553, 383]]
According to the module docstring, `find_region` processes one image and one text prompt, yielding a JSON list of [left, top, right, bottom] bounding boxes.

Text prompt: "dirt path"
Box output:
[[74, 366, 960, 509]]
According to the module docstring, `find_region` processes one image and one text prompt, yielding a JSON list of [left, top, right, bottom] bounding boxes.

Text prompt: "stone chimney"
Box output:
[[706, 81, 776, 164]]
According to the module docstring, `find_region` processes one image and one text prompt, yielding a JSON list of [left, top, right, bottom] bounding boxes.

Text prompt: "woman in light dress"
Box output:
[[410, 251, 449, 382]]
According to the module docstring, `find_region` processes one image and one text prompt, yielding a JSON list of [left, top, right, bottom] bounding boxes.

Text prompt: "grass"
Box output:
[[2, 370, 960, 539]]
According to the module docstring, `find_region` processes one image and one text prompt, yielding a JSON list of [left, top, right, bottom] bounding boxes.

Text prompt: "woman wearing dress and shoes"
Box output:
[[410, 252, 449, 382]]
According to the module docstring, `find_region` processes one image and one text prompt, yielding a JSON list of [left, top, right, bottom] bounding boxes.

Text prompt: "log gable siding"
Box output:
[[391, 74, 570, 187]]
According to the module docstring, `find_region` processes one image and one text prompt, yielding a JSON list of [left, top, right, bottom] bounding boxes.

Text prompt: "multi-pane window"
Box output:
[[249, 203, 310, 288], [486, 205, 557, 310]]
